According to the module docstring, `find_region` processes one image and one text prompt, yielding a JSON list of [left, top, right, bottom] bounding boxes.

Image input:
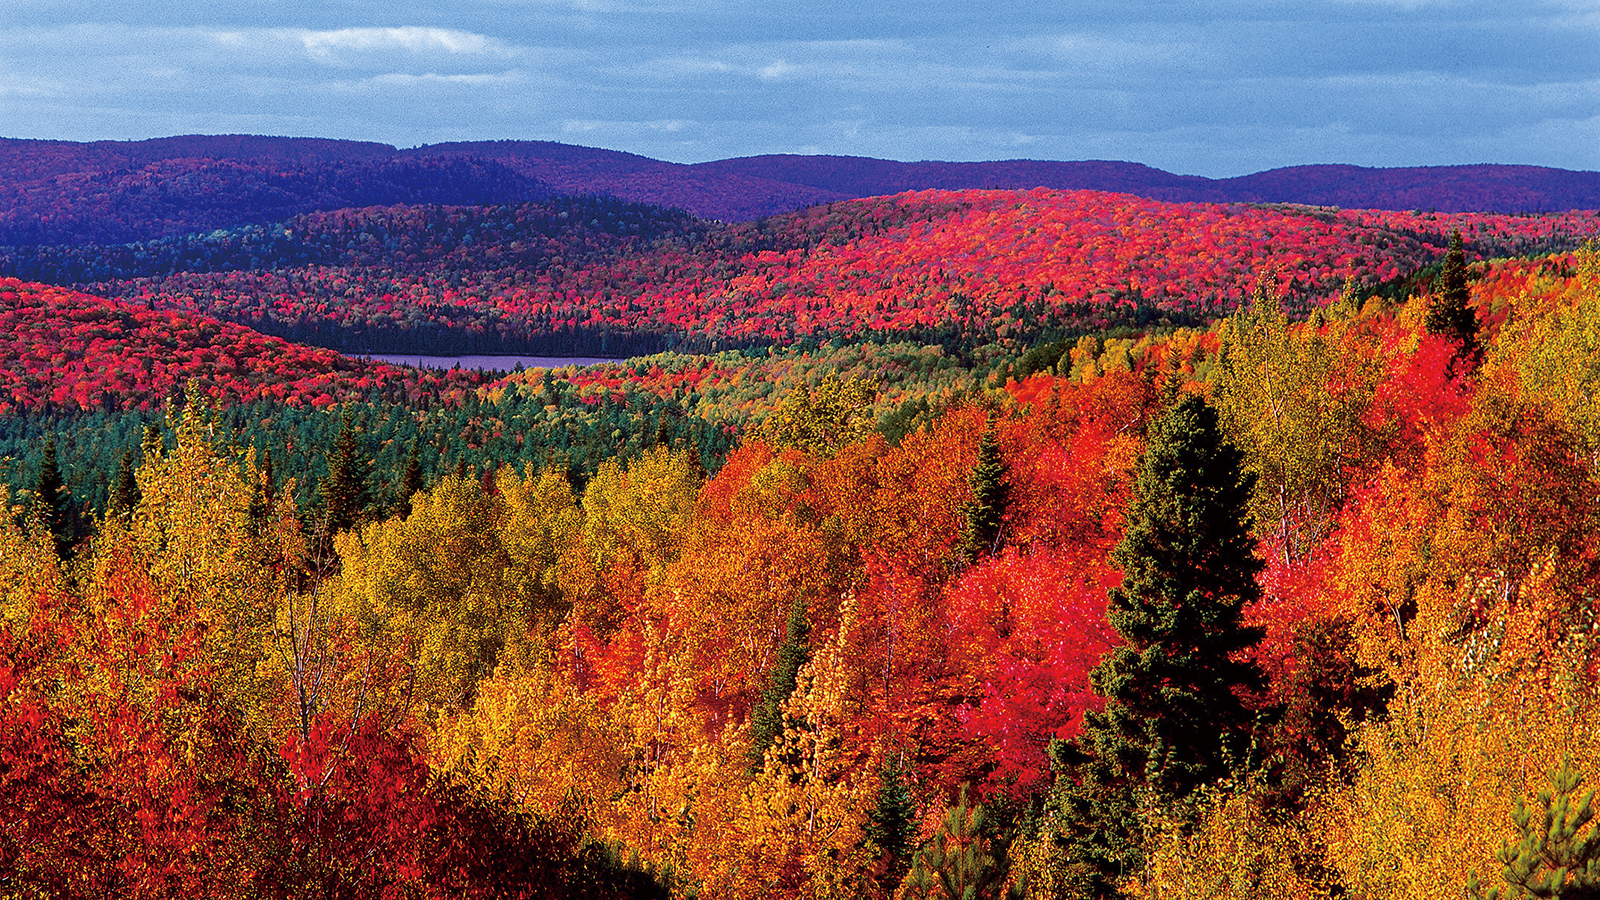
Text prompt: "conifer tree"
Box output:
[[1470, 757, 1600, 900], [963, 418, 1008, 560], [32, 436, 72, 557], [109, 447, 140, 521], [749, 598, 811, 771], [398, 443, 425, 517], [1045, 392, 1268, 898], [868, 758, 916, 886], [321, 411, 370, 535], [1425, 230, 1481, 369]]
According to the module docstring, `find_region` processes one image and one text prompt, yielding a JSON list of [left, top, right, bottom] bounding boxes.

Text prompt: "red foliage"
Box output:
[[76, 189, 1600, 352], [0, 278, 482, 412]]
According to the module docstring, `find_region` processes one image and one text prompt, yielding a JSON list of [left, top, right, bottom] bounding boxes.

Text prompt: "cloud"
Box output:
[[297, 27, 507, 57]]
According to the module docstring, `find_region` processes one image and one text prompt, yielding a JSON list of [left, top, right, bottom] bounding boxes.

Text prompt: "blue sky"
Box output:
[[1, 0, 1596, 176]]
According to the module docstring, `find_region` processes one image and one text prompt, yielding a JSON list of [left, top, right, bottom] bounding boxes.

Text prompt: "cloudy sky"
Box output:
[[1, 0, 1596, 176]]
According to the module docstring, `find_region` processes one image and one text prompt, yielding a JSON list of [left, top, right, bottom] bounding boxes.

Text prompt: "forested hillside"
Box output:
[[6, 240, 1600, 899], [8, 188, 1598, 356]]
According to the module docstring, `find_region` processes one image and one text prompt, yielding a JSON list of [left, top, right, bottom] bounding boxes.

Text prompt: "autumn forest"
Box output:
[[3, 137, 1600, 899]]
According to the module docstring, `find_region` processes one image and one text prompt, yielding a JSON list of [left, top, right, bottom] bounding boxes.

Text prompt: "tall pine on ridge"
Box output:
[[1044, 391, 1269, 899]]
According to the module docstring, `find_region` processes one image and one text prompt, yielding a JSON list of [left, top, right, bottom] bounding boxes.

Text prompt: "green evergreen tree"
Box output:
[[32, 437, 72, 557], [398, 442, 426, 517], [247, 450, 275, 528], [1425, 230, 1481, 369], [1045, 392, 1268, 899], [109, 447, 140, 521], [963, 418, 1009, 560], [1470, 757, 1600, 900], [868, 757, 917, 886], [900, 784, 1023, 900], [749, 598, 811, 771], [321, 410, 370, 535]]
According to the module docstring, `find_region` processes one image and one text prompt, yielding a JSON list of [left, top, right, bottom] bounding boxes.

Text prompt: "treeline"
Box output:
[[0, 379, 738, 537]]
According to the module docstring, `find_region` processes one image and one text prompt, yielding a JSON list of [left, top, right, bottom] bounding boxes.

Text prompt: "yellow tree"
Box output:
[[713, 594, 877, 900], [1212, 288, 1386, 563], [328, 472, 515, 716], [117, 392, 279, 719]]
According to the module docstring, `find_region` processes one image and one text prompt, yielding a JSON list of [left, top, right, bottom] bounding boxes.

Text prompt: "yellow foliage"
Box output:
[[760, 373, 878, 457], [1212, 294, 1387, 561], [330, 473, 515, 713], [497, 463, 580, 625], [115, 400, 276, 714], [1129, 780, 1325, 900], [434, 645, 630, 821], [1492, 243, 1600, 462], [575, 445, 702, 576], [0, 510, 64, 633], [711, 594, 877, 900]]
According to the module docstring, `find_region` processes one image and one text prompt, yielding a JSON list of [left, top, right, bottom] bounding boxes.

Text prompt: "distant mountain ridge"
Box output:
[[1, 135, 1597, 244]]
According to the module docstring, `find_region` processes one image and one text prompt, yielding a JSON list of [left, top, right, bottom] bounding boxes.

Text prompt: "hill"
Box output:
[[0, 278, 484, 413], [29, 188, 1599, 356], [2, 136, 1599, 242]]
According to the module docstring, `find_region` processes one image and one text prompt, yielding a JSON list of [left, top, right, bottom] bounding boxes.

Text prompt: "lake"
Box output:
[[358, 354, 621, 372]]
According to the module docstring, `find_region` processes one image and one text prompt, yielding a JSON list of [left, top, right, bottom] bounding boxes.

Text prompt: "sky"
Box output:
[[1, 1, 1597, 177]]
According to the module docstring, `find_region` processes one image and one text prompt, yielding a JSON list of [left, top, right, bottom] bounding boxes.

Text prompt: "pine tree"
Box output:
[[868, 758, 917, 886], [1045, 392, 1269, 898], [32, 437, 72, 558], [900, 784, 1021, 900], [1425, 230, 1481, 369], [749, 598, 811, 771], [321, 411, 370, 535], [1470, 757, 1600, 900], [963, 418, 1009, 560]]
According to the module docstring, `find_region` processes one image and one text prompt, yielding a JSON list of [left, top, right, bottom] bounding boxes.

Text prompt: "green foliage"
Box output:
[[901, 784, 1022, 900], [321, 410, 371, 535], [108, 446, 141, 525], [1471, 758, 1600, 900], [30, 435, 71, 557]]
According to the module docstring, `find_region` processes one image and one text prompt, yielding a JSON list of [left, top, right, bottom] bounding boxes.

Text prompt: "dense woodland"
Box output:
[[4, 157, 1600, 898]]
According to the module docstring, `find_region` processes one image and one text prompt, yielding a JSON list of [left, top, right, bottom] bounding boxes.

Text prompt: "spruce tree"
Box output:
[[1046, 392, 1269, 898], [749, 598, 810, 771], [398, 442, 426, 517], [32, 436, 72, 558], [868, 758, 916, 884], [1425, 230, 1481, 369], [963, 418, 1009, 561], [321, 411, 370, 535], [109, 447, 140, 521]]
